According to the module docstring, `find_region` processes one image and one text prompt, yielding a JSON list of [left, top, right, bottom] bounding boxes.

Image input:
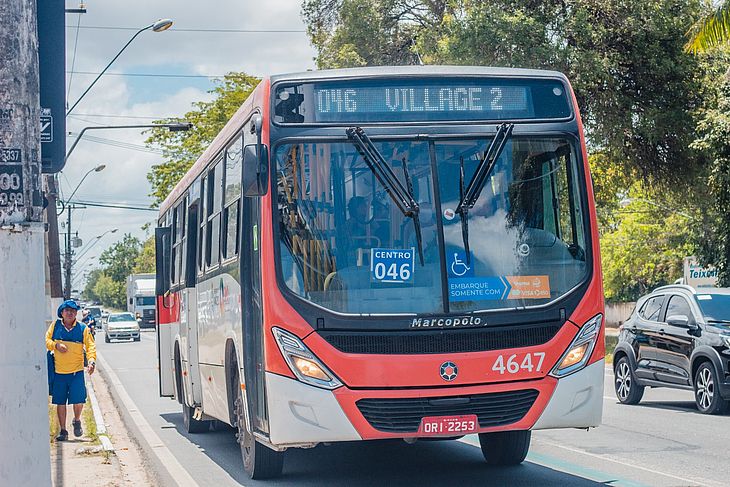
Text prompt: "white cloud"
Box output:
[[60, 0, 317, 288]]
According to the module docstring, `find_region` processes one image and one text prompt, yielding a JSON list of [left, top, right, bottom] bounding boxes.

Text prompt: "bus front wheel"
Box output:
[[478, 430, 531, 466], [234, 374, 283, 479]]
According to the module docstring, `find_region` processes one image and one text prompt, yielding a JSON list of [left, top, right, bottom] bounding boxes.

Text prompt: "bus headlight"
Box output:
[[272, 327, 343, 390], [550, 314, 602, 378]]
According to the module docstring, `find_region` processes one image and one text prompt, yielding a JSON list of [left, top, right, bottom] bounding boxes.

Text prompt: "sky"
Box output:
[[60, 0, 317, 290]]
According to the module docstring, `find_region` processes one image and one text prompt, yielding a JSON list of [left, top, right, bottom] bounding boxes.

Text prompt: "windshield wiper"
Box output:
[[346, 127, 424, 265], [455, 123, 514, 264]]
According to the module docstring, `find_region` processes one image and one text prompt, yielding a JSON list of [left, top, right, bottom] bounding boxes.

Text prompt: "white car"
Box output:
[[104, 312, 141, 343]]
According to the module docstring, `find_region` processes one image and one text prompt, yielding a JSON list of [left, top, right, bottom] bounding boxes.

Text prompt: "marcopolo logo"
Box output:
[[410, 316, 483, 328], [440, 361, 458, 381]]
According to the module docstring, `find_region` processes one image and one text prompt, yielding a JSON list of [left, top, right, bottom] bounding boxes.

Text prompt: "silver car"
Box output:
[[104, 312, 141, 343]]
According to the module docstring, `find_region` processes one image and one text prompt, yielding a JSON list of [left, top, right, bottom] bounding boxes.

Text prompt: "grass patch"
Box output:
[[48, 399, 59, 443], [82, 396, 99, 444], [48, 395, 99, 445], [605, 335, 618, 365]]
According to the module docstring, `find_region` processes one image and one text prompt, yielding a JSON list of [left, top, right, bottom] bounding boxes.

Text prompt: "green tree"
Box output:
[[93, 273, 126, 310], [99, 233, 141, 282], [686, 1, 730, 53], [146, 73, 260, 204], [133, 236, 155, 274], [303, 0, 705, 181], [689, 47, 730, 284], [82, 268, 103, 303], [601, 196, 695, 301]]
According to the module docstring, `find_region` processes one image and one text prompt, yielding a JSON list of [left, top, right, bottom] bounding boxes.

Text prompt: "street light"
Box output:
[[58, 164, 106, 215], [65, 122, 192, 162], [76, 227, 118, 261], [60, 165, 105, 298], [66, 18, 174, 116]]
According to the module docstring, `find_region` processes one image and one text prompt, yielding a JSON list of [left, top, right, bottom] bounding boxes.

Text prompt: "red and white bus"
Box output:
[[155, 66, 605, 479]]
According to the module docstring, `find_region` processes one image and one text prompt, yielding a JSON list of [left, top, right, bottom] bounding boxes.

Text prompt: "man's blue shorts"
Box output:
[[51, 371, 86, 405]]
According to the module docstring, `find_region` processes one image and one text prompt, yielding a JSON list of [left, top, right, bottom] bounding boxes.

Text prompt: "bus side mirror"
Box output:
[[242, 143, 269, 197], [155, 226, 172, 296]]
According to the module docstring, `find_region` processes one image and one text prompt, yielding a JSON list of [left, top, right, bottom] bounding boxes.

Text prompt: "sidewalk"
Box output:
[[49, 357, 154, 486]]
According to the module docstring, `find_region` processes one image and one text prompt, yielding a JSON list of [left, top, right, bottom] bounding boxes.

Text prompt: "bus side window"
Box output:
[[170, 204, 178, 284], [223, 133, 243, 259], [206, 159, 223, 268], [198, 176, 206, 273]]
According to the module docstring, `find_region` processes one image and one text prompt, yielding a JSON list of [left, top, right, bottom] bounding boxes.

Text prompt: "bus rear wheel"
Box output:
[[234, 375, 283, 479], [478, 430, 531, 466]]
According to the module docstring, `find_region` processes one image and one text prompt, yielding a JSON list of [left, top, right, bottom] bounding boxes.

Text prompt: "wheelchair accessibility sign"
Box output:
[[446, 250, 550, 301], [371, 248, 415, 284], [448, 251, 474, 278]]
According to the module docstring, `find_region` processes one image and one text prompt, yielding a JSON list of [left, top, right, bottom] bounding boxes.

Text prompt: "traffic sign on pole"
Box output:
[[38, 0, 66, 173]]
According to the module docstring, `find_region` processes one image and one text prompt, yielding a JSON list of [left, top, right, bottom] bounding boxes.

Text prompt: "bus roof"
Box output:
[[270, 65, 569, 84]]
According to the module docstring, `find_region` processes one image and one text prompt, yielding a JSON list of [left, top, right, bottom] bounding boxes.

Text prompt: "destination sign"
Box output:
[[274, 77, 572, 124]]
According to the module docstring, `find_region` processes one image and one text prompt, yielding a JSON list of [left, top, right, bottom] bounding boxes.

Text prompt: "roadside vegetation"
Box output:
[[85, 1, 730, 306]]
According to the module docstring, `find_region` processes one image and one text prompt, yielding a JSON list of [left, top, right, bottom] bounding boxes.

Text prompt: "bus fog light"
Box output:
[[550, 314, 602, 378], [293, 356, 332, 381], [273, 327, 343, 390]]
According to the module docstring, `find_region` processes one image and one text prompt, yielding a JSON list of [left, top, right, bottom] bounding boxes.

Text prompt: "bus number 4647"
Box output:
[[491, 352, 546, 375]]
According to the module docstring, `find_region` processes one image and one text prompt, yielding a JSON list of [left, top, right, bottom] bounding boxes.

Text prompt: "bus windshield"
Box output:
[[275, 136, 588, 315]]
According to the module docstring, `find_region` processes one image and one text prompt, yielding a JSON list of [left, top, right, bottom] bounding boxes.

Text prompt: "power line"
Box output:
[[66, 25, 306, 33], [67, 70, 222, 79], [69, 113, 176, 120], [67, 12, 83, 100], [68, 200, 159, 212]]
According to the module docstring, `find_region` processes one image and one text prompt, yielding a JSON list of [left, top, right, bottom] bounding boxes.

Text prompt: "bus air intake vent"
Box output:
[[319, 324, 559, 354], [356, 389, 539, 433]]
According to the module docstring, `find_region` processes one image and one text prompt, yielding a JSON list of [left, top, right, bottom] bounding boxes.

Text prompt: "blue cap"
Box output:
[[57, 299, 81, 318]]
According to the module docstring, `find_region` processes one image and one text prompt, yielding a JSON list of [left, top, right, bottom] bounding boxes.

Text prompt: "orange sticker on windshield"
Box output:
[[505, 275, 550, 299]]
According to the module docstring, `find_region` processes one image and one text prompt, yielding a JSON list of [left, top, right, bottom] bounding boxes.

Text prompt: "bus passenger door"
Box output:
[[181, 201, 203, 406], [155, 225, 175, 397], [241, 194, 268, 434]]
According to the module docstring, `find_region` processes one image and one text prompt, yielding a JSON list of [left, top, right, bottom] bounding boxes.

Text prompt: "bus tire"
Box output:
[[234, 372, 283, 479], [478, 430, 530, 466]]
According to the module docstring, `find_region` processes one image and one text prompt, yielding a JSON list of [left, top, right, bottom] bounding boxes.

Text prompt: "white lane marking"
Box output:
[[533, 438, 710, 487], [96, 352, 198, 487]]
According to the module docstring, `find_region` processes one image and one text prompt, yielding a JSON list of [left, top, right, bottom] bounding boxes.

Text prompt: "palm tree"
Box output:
[[686, 2, 730, 54]]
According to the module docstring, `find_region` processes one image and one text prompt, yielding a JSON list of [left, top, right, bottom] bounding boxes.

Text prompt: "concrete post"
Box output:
[[0, 1, 52, 485]]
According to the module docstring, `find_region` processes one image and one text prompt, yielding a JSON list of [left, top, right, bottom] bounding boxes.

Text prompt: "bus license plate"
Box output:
[[419, 415, 478, 436]]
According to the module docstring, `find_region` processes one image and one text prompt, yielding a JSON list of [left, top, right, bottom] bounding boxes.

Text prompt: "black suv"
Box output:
[[613, 285, 730, 414]]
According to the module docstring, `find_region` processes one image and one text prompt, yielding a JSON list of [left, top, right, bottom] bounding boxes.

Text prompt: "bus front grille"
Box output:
[[319, 324, 559, 354], [356, 389, 539, 433]]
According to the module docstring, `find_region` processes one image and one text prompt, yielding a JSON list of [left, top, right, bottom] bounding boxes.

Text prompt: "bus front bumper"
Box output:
[[265, 359, 604, 447]]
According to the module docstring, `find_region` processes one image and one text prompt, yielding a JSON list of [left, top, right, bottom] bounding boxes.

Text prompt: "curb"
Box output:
[[86, 373, 115, 454]]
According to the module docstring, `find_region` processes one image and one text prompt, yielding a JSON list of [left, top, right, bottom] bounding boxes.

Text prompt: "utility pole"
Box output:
[[0, 1, 52, 486], [45, 175, 63, 299], [64, 205, 72, 299]]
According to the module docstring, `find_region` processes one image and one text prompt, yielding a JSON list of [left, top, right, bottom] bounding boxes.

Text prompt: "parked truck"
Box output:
[[126, 273, 156, 328]]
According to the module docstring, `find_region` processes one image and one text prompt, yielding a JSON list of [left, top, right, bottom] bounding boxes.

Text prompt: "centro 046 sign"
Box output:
[[370, 248, 415, 284], [0, 165, 23, 207]]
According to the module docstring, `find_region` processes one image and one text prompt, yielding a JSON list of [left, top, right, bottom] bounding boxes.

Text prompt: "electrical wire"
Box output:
[[66, 70, 222, 79], [67, 13, 83, 101], [69, 113, 178, 120], [68, 200, 159, 212], [66, 25, 306, 33]]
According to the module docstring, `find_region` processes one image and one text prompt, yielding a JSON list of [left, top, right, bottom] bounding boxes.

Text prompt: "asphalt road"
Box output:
[[96, 330, 730, 487]]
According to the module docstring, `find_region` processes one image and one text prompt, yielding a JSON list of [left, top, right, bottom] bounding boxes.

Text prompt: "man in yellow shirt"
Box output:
[[45, 300, 96, 441]]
